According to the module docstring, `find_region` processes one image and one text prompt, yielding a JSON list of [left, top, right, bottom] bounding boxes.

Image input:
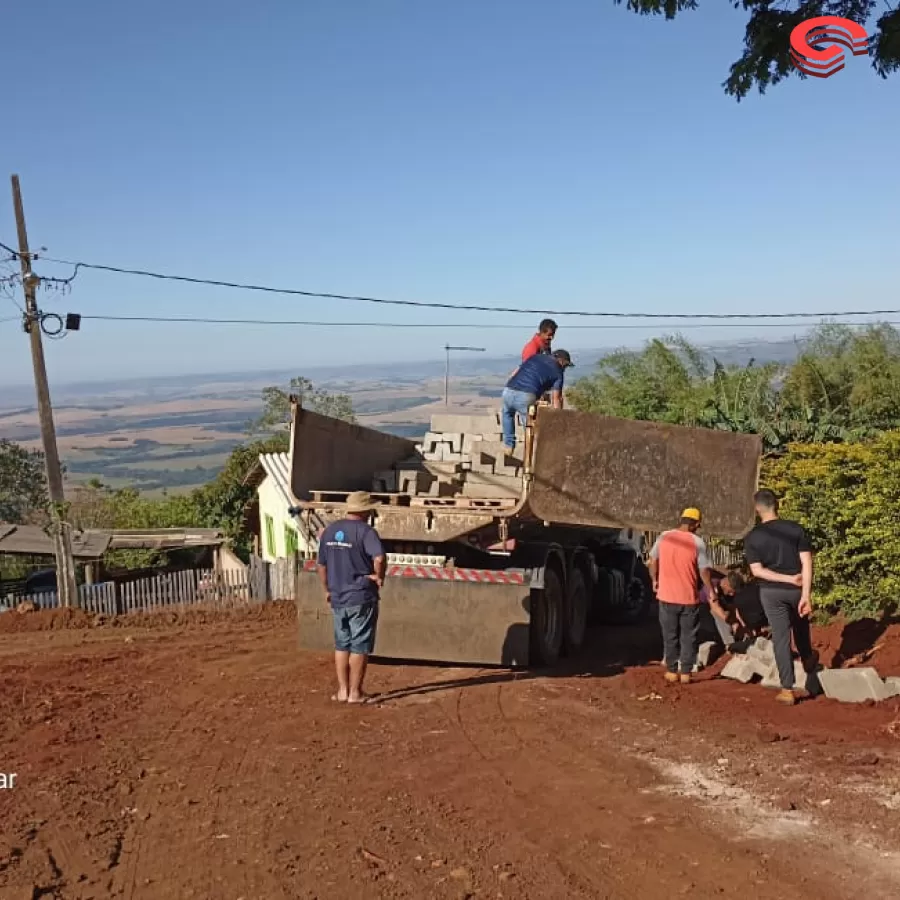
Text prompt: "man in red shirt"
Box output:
[[521, 319, 557, 362], [648, 508, 717, 684]]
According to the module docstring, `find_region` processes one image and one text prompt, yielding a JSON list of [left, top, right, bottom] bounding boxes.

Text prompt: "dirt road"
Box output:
[[2, 604, 900, 899]]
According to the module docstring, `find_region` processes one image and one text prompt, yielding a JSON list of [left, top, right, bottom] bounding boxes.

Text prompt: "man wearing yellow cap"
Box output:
[[648, 507, 717, 684]]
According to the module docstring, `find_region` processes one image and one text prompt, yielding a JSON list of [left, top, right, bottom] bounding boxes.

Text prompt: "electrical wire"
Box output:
[[77, 314, 900, 331], [26, 250, 900, 322]]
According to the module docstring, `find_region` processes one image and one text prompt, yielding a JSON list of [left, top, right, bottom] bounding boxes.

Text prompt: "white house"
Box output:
[[243, 452, 311, 562]]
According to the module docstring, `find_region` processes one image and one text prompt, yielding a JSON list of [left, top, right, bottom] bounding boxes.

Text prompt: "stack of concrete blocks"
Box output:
[[720, 637, 823, 696], [720, 637, 900, 702], [370, 412, 526, 500]]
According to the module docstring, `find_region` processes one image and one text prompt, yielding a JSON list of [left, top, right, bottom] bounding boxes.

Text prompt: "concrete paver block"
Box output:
[[462, 434, 484, 455], [759, 664, 782, 689], [440, 432, 463, 454], [721, 657, 758, 684], [430, 414, 500, 434], [884, 676, 900, 698], [746, 637, 775, 665], [372, 470, 398, 493], [817, 667, 893, 703], [460, 472, 521, 499], [697, 641, 720, 669]]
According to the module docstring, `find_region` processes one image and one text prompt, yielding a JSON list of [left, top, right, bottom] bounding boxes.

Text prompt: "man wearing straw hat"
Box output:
[[317, 491, 386, 704]]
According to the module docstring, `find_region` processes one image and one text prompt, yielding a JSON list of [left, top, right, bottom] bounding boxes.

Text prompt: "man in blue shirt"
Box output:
[[501, 349, 574, 450], [317, 491, 386, 703]]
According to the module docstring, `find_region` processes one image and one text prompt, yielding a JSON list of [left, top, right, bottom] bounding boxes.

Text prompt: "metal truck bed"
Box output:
[[288, 403, 762, 540]]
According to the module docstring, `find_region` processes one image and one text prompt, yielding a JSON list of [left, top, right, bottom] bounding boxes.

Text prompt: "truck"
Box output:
[[287, 399, 761, 666]]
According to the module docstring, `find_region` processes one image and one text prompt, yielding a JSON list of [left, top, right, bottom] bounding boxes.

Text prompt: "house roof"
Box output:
[[256, 452, 295, 511], [0, 524, 112, 559], [0, 524, 226, 558], [106, 528, 226, 551]]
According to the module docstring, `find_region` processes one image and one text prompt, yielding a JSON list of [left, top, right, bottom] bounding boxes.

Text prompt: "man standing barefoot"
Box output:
[[317, 491, 386, 704]]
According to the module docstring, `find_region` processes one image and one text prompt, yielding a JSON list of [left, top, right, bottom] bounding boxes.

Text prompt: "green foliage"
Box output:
[[191, 435, 290, 560], [67, 434, 290, 566], [615, 0, 900, 100], [0, 439, 49, 525], [69, 479, 205, 569], [762, 433, 900, 620], [569, 325, 900, 454], [248, 376, 356, 434], [781, 323, 900, 434]]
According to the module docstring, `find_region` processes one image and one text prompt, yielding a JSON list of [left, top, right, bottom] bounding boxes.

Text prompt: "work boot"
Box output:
[[664, 671, 679, 684], [775, 689, 796, 706], [679, 673, 692, 685]]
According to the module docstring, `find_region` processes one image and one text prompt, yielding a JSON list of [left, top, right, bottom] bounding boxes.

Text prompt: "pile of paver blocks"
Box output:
[[371, 413, 525, 500], [720, 637, 900, 702]]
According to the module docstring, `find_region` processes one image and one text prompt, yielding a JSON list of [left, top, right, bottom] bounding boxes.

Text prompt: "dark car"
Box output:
[[24, 569, 57, 594]]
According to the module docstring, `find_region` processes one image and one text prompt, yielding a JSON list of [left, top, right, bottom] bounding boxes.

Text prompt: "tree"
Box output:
[[247, 377, 356, 434], [566, 335, 715, 426], [67, 479, 205, 569], [191, 436, 291, 560], [618, 0, 900, 100], [568, 324, 900, 453], [780, 323, 900, 435], [0, 439, 49, 525]]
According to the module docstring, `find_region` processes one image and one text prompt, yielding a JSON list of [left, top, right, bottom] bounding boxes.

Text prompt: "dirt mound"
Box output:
[[0, 598, 296, 634], [0, 606, 95, 633], [814, 618, 900, 675]]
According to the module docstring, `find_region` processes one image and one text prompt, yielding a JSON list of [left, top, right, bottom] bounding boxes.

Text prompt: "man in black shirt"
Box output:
[[742, 489, 817, 705]]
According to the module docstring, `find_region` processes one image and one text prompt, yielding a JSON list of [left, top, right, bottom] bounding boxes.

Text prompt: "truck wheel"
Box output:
[[530, 567, 564, 667], [613, 559, 653, 625], [564, 567, 589, 654]]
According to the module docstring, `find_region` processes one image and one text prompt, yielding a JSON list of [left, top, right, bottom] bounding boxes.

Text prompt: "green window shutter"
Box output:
[[265, 515, 276, 557], [284, 525, 298, 556]]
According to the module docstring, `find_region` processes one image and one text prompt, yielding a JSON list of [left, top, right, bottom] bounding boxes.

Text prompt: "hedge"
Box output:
[[762, 431, 900, 620]]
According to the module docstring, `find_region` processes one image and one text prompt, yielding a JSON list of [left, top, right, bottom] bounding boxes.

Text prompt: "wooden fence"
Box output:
[[1, 556, 297, 616]]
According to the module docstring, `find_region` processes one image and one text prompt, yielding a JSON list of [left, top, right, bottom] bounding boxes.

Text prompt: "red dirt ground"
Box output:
[[2, 605, 900, 899]]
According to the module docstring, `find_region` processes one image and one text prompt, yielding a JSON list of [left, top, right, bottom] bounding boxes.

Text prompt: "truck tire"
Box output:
[[611, 558, 653, 625], [530, 566, 564, 667], [563, 567, 589, 655]]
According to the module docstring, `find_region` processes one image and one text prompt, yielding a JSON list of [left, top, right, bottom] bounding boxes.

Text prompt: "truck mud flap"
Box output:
[[296, 571, 532, 666]]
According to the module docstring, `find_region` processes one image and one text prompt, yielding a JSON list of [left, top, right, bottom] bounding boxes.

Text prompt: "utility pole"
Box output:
[[11, 174, 78, 608], [444, 345, 486, 405]]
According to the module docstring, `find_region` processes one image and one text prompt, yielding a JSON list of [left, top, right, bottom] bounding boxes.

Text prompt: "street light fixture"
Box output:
[[444, 344, 486, 406]]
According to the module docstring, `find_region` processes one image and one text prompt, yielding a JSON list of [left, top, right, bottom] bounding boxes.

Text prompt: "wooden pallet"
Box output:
[[409, 496, 518, 510], [308, 490, 411, 507]]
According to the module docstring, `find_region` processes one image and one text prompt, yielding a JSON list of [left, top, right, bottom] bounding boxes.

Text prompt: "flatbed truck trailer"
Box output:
[[288, 400, 761, 666]]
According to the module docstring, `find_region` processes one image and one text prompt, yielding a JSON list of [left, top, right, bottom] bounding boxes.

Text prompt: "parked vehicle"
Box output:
[[288, 402, 761, 666]]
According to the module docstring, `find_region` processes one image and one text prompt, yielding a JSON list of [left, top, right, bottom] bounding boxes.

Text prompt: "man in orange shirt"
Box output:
[[648, 508, 717, 684], [521, 319, 557, 362]]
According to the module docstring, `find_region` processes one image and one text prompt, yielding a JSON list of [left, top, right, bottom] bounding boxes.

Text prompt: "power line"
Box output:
[[21, 249, 900, 322], [76, 314, 900, 331]]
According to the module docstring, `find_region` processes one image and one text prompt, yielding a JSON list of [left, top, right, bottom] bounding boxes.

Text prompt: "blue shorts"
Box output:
[[332, 603, 378, 655]]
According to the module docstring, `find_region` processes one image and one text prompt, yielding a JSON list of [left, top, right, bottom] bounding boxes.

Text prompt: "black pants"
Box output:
[[759, 585, 813, 689], [659, 601, 701, 674]]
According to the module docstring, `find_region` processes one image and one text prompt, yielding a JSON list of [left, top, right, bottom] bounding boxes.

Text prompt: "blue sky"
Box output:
[[0, 0, 897, 386]]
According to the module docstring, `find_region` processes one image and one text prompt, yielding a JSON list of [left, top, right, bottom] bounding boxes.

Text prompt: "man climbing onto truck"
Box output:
[[501, 348, 574, 452], [317, 491, 386, 704], [521, 318, 557, 361]]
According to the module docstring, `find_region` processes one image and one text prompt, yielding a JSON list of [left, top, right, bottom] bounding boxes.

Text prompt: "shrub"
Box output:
[[762, 432, 900, 620]]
